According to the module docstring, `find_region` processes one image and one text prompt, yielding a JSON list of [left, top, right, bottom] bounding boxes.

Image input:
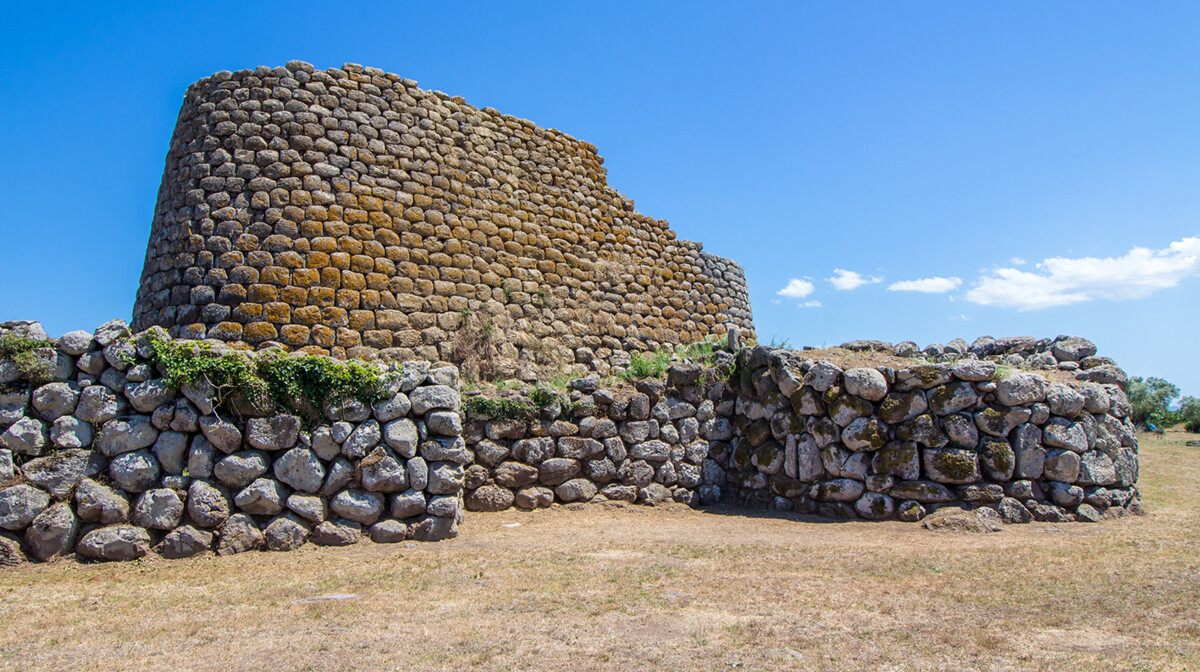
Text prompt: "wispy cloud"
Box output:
[[799, 300, 822, 308], [827, 268, 882, 291], [966, 236, 1200, 310], [887, 276, 962, 293], [777, 278, 815, 298], [1009, 257, 1026, 266]]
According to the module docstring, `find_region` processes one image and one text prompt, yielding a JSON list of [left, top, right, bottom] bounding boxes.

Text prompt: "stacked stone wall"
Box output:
[[0, 320, 465, 564], [132, 61, 755, 377]]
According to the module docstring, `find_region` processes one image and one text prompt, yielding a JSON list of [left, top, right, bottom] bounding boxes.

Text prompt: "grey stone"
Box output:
[[311, 519, 362, 546], [199, 416, 242, 454], [20, 449, 102, 499], [75, 385, 120, 424], [273, 447, 325, 493], [995, 373, 1047, 406], [343, 419, 381, 459], [1, 417, 47, 456], [958, 483, 1004, 503], [78, 525, 151, 561], [321, 458, 354, 496], [1077, 450, 1117, 486], [538, 458, 580, 486], [0, 390, 29, 426], [99, 367, 127, 393], [359, 447, 408, 493], [928, 382, 978, 416], [1043, 418, 1088, 453], [390, 489, 428, 519], [180, 378, 216, 415], [876, 390, 927, 425], [109, 450, 160, 492], [942, 413, 978, 448], [152, 431, 188, 475], [463, 485, 513, 512], [843, 368, 888, 402], [217, 513, 263, 555], [871, 440, 920, 480], [426, 410, 462, 436], [96, 417, 158, 457], [245, 415, 301, 451], [1044, 449, 1082, 483], [996, 497, 1033, 523], [102, 339, 137, 371], [810, 478, 865, 502], [629, 439, 671, 462], [50, 415, 92, 449], [285, 494, 327, 523], [132, 488, 184, 530], [1048, 481, 1085, 507], [92, 319, 130, 347], [324, 397, 372, 423], [921, 507, 1003, 533], [951, 359, 996, 382], [187, 435, 216, 479], [803, 361, 842, 391], [158, 525, 212, 558], [974, 406, 1031, 438], [896, 414, 948, 448], [330, 488, 384, 525], [75, 350, 107, 377], [1075, 502, 1106, 523], [1052, 337, 1097, 362], [235, 478, 288, 516], [600, 483, 638, 503], [514, 485, 556, 509], [372, 392, 411, 422], [495, 461, 540, 489], [310, 427, 339, 460], [264, 514, 310, 551], [979, 437, 1016, 481], [1045, 384, 1085, 419], [124, 379, 176, 413], [473, 439, 509, 468], [0, 449, 11, 483], [213, 451, 270, 489], [75, 479, 129, 525], [897, 500, 926, 522], [426, 494, 460, 518], [889, 480, 955, 503], [406, 456, 428, 491], [923, 448, 981, 484], [409, 385, 459, 415], [187, 480, 231, 528], [382, 418, 419, 458], [854, 492, 895, 520], [409, 514, 458, 541], [32, 382, 80, 420], [420, 436, 472, 463], [1079, 384, 1110, 414], [841, 417, 887, 452], [555, 478, 598, 503], [638, 483, 674, 505], [485, 419, 527, 441], [25, 501, 77, 560], [58, 330, 95, 356], [370, 519, 409, 543], [895, 364, 953, 391], [558, 437, 604, 460]]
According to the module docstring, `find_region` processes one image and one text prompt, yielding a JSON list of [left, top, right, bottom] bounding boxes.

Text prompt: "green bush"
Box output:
[[622, 350, 671, 381], [148, 338, 391, 422], [1128, 376, 1180, 428], [1180, 396, 1200, 434]]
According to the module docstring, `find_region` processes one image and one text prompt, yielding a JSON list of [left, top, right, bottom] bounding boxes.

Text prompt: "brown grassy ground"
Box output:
[[2, 430, 1197, 672]]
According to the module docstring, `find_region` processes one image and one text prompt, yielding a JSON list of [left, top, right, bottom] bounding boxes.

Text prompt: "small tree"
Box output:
[[1180, 396, 1200, 434], [1127, 376, 1180, 428]]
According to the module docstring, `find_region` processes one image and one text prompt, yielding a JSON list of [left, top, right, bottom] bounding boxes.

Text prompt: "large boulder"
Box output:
[[77, 525, 151, 561], [330, 489, 384, 525], [20, 449, 103, 499], [842, 368, 888, 402], [132, 488, 185, 530], [263, 514, 310, 552], [108, 450, 160, 492], [995, 373, 1047, 406], [0, 484, 51, 531], [75, 479, 129, 524], [235, 478, 288, 516], [96, 417, 158, 457], [74, 385, 120, 424], [1, 417, 47, 456], [409, 385, 460, 415], [465, 485, 515, 512], [25, 501, 78, 560], [32, 382, 80, 420], [157, 526, 212, 559], [216, 514, 263, 555], [124, 379, 176, 413], [187, 480, 231, 528], [198, 416, 242, 454], [213, 451, 270, 490], [273, 447, 325, 493], [245, 415, 301, 451]]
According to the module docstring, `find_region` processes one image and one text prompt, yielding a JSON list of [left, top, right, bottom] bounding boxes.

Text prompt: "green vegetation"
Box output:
[[1128, 376, 1181, 429], [1179, 396, 1200, 433], [0, 333, 55, 385], [622, 350, 671, 381], [464, 386, 566, 421], [147, 337, 392, 421]]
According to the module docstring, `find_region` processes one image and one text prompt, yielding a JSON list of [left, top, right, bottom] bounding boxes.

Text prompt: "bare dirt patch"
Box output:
[[2, 431, 1198, 671]]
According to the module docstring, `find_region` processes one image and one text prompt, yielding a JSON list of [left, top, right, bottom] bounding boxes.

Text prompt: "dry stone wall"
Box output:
[[132, 61, 754, 377], [0, 320, 465, 564], [0, 322, 1140, 565]]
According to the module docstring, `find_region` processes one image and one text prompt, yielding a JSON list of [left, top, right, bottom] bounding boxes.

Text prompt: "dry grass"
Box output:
[[2, 430, 1198, 671]]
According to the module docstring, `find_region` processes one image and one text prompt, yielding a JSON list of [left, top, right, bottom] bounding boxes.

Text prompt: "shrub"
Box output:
[[1180, 396, 1200, 434], [622, 350, 671, 381], [1128, 376, 1180, 428], [148, 338, 391, 422]]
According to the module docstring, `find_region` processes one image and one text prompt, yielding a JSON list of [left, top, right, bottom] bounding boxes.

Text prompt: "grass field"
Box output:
[[1, 430, 1197, 671]]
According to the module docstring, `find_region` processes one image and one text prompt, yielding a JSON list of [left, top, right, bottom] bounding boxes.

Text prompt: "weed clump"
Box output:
[[147, 337, 391, 422], [0, 334, 55, 385]]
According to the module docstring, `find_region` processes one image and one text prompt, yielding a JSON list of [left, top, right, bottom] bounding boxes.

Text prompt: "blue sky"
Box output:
[[1, 2, 1197, 396]]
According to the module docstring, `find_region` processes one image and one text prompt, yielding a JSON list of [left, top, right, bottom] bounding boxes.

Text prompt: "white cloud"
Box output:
[[827, 268, 882, 291], [887, 276, 962, 293], [966, 236, 1200, 310], [1009, 257, 1027, 266], [799, 300, 822, 308], [777, 278, 815, 298], [949, 313, 971, 321]]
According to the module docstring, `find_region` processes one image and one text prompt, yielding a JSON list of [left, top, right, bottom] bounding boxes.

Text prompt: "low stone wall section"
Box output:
[[0, 320, 465, 564]]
